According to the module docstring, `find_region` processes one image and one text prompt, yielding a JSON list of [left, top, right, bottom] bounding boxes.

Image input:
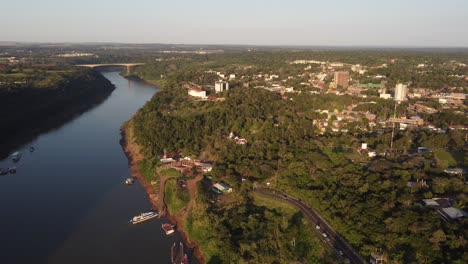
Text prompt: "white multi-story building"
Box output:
[[188, 88, 207, 99], [215, 81, 229, 93], [394, 83, 407, 101]]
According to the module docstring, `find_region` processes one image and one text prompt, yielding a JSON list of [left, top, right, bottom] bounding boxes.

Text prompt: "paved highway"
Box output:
[[255, 187, 367, 264]]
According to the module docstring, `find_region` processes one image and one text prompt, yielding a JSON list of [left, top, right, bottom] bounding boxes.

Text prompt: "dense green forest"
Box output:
[[128, 50, 467, 263], [131, 80, 467, 263], [185, 184, 337, 263]]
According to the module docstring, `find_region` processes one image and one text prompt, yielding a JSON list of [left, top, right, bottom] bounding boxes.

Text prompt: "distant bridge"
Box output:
[[76, 63, 145, 75]]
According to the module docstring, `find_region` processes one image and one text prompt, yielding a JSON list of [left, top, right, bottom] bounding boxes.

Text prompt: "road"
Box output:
[[255, 187, 367, 264]]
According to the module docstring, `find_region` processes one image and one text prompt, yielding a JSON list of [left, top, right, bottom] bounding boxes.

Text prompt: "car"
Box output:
[[315, 225, 320, 230], [339, 251, 343, 256], [326, 237, 330, 242], [322, 233, 327, 238]]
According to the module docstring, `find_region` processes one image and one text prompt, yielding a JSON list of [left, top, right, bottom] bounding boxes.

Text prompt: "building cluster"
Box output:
[[422, 198, 468, 221], [56, 52, 94, 57], [160, 50, 224, 54], [159, 152, 214, 174], [312, 107, 379, 134], [182, 58, 465, 135]]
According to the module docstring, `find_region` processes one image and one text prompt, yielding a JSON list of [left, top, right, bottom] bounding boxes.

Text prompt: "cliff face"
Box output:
[[0, 69, 115, 159]]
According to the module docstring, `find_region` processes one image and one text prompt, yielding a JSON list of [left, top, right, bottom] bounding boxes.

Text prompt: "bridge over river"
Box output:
[[76, 63, 145, 74]]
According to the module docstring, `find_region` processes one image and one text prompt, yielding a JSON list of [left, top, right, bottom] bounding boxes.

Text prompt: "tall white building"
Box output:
[[215, 81, 229, 93], [394, 83, 407, 101]]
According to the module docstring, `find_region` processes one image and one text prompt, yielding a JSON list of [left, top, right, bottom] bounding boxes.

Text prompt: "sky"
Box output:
[[1, 0, 467, 47]]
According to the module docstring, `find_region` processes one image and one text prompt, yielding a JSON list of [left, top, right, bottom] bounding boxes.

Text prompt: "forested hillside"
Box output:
[[0, 69, 115, 158], [131, 83, 467, 263]]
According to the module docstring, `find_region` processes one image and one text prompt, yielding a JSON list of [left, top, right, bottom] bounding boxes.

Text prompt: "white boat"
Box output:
[[130, 211, 158, 224], [12, 151, 21, 162], [125, 178, 135, 185]]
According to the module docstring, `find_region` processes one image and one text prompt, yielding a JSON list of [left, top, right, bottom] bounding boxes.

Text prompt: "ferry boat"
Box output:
[[129, 211, 158, 224], [125, 178, 135, 185], [12, 152, 21, 162], [162, 223, 175, 235]]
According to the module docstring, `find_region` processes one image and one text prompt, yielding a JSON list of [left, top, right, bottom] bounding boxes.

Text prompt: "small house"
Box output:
[[212, 182, 233, 194]]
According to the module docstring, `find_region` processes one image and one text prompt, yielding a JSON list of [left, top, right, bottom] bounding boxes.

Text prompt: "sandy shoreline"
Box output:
[[119, 121, 205, 264]]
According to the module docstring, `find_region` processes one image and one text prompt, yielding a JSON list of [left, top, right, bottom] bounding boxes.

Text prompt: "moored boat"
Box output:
[[125, 178, 135, 185], [0, 168, 8, 175], [129, 211, 158, 224], [162, 223, 175, 235], [12, 151, 21, 162], [8, 167, 16, 174]]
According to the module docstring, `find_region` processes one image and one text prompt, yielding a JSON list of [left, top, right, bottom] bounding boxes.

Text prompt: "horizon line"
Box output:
[[1, 41, 468, 49]]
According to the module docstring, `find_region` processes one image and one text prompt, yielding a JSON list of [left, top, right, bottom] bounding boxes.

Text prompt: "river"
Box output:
[[0, 71, 189, 264]]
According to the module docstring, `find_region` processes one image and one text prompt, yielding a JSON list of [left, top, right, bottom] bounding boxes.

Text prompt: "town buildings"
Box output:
[[334, 71, 350, 88], [215, 81, 229, 93], [370, 251, 388, 264], [188, 88, 207, 99], [394, 83, 407, 101]]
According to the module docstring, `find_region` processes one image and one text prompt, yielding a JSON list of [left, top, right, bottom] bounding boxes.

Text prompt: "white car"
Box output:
[[339, 251, 344, 256], [315, 225, 320, 230], [322, 233, 327, 238]]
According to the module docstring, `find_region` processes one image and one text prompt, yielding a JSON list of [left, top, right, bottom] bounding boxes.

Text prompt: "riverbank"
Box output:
[[126, 74, 165, 89], [120, 121, 160, 209], [120, 120, 205, 264], [0, 69, 115, 159]]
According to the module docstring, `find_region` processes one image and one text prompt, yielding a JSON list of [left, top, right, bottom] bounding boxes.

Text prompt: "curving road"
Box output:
[[255, 187, 367, 264]]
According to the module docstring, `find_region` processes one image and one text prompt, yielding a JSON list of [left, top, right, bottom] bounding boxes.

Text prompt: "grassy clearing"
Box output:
[[185, 196, 220, 262], [160, 168, 182, 177], [434, 150, 457, 168], [138, 158, 158, 182], [164, 178, 190, 214], [253, 192, 299, 216], [0, 73, 27, 78]]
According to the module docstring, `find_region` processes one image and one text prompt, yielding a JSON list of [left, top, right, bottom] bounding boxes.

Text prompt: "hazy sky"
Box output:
[[1, 0, 467, 46]]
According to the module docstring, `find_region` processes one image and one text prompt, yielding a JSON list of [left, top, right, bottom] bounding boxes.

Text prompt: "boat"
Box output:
[[8, 167, 16, 174], [0, 168, 8, 175], [12, 151, 21, 162], [129, 211, 158, 224], [29, 146, 35, 152], [125, 178, 135, 185], [171, 242, 188, 264], [162, 223, 175, 235]]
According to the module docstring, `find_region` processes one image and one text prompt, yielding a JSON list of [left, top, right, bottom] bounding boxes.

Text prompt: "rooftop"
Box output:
[[438, 207, 468, 221]]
